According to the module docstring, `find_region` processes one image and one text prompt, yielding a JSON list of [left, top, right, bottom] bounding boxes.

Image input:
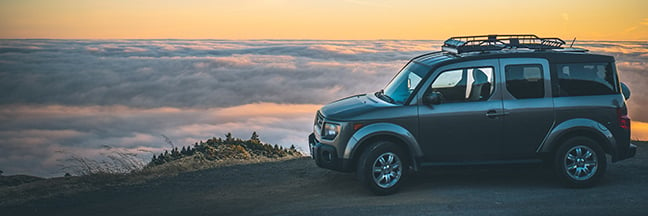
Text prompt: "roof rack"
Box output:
[[442, 34, 569, 54]]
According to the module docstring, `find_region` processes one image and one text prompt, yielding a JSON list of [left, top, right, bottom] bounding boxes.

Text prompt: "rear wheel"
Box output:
[[356, 141, 408, 195], [553, 137, 607, 188]]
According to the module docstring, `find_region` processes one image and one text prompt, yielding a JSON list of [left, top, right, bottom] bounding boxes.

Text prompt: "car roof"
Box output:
[[413, 34, 615, 67], [412, 50, 615, 67]]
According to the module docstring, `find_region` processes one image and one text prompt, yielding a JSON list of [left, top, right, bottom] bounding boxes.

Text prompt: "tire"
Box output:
[[553, 136, 607, 188], [356, 141, 408, 195]]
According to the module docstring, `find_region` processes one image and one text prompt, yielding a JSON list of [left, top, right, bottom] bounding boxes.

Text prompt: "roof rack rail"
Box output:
[[442, 34, 568, 54]]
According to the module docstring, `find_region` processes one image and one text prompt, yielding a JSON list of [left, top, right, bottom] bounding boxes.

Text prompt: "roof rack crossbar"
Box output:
[[442, 34, 567, 54]]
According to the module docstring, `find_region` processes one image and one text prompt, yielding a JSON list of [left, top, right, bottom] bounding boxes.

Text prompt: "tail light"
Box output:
[[617, 107, 630, 129]]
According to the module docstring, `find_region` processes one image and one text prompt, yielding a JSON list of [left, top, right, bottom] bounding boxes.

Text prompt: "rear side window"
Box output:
[[556, 63, 616, 96], [505, 64, 544, 99]]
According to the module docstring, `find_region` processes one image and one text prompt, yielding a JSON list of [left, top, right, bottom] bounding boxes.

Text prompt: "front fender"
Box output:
[[538, 118, 616, 154], [343, 122, 423, 160]]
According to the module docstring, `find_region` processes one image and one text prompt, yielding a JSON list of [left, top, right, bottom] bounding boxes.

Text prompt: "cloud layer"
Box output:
[[0, 40, 437, 108], [0, 39, 646, 177]]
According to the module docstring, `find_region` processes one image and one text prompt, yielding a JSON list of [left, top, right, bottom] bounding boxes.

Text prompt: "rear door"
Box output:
[[499, 58, 555, 158]]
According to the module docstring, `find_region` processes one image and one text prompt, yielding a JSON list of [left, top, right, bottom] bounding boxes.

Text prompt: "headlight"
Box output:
[[321, 122, 340, 140]]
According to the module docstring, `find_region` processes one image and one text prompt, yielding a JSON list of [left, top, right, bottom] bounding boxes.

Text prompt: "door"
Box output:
[[499, 58, 555, 159], [418, 59, 504, 162]]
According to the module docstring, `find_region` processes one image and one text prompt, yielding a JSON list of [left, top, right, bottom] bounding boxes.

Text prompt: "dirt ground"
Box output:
[[2, 142, 647, 216]]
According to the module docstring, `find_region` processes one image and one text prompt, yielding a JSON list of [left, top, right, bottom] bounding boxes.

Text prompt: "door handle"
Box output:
[[485, 110, 508, 118]]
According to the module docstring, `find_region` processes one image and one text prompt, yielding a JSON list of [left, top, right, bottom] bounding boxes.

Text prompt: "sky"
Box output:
[[1, 0, 648, 40], [0, 1, 647, 177]]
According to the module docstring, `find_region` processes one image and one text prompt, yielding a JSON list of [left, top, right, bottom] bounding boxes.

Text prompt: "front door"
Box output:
[[418, 60, 504, 162]]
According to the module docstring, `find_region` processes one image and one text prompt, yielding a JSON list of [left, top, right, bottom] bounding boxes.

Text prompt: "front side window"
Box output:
[[556, 63, 617, 96], [505, 64, 545, 99], [382, 62, 431, 104], [429, 67, 494, 103]]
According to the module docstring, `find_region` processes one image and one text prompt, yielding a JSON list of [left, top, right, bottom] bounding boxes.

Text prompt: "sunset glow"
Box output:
[[1, 1, 648, 177], [1, 0, 647, 40]]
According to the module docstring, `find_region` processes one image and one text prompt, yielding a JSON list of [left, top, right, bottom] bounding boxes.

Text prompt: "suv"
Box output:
[[308, 35, 637, 195]]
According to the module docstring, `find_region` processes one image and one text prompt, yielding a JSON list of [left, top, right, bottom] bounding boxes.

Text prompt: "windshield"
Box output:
[[381, 62, 431, 104]]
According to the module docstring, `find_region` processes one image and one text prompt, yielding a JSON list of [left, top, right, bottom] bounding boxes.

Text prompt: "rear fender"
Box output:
[[538, 118, 616, 156]]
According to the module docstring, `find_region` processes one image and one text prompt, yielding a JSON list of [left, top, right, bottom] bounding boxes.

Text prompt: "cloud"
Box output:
[[1, 39, 648, 177], [577, 41, 648, 55], [0, 103, 319, 177], [0, 40, 418, 109], [308, 44, 379, 55]]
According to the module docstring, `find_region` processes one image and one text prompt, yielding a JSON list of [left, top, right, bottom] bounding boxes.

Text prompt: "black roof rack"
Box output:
[[442, 34, 568, 54]]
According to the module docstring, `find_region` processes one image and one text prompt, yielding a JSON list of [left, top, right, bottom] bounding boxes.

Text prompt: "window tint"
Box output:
[[430, 67, 493, 103], [557, 63, 616, 96], [506, 64, 544, 99]]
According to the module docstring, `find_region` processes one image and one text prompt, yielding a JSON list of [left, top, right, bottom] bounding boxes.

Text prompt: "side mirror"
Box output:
[[423, 92, 442, 105], [621, 82, 631, 100]]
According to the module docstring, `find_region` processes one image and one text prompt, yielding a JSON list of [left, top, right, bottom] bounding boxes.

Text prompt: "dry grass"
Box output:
[[0, 151, 305, 207], [140, 151, 304, 178], [62, 152, 146, 176]]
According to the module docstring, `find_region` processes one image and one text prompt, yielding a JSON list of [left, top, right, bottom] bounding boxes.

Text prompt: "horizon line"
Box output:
[[1, 38, 647, 42]]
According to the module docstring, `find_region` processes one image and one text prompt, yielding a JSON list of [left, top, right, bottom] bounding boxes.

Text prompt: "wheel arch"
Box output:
[[344, 123, 423, 171], [539, 118, 616, 157]]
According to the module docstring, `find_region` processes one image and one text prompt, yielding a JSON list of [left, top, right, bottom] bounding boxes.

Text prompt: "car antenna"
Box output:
[[569, 37, 576, 48]]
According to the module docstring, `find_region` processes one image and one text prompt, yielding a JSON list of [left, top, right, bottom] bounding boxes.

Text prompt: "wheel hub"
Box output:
[[372, 152, 402, 189], [564, 145, 598, 181], [576, 158, 585, 166]]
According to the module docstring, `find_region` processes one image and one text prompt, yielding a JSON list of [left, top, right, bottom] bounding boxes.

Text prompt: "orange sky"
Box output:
[[1, 0, 647, 40]]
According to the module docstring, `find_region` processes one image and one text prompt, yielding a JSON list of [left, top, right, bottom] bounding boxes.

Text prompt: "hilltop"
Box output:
[[0, 133, 304, 206]]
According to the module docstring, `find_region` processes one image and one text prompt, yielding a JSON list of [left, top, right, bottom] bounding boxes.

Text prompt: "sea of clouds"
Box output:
[[0, 39, 646, 177]]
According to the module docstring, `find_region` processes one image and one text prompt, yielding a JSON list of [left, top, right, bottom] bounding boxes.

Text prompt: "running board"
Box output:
[[420, 159, 543, 167]]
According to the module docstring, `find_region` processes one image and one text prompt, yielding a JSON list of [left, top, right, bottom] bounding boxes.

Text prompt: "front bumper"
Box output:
[[309, 133, 353, 172]]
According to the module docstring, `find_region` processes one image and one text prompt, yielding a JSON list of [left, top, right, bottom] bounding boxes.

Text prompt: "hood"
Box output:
[[320, 93, 388, 121]]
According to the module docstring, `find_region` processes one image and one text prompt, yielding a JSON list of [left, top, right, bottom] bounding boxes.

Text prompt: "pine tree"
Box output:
[[289, 145, 297, 155], [186, 146, 194, 155], [225, 133, 233, 142], [163, 150, 170, 161], [158, 152, 165, 163], [171, 147, 181, 159], [251, 131, 260, 142]]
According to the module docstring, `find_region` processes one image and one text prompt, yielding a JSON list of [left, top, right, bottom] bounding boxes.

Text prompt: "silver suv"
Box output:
[[308, 35, 637, 195]]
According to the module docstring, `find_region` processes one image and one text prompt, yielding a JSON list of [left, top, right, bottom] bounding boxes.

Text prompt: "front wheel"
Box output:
[[553, 137, 607, 188], [356, 141, 408, 195]]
